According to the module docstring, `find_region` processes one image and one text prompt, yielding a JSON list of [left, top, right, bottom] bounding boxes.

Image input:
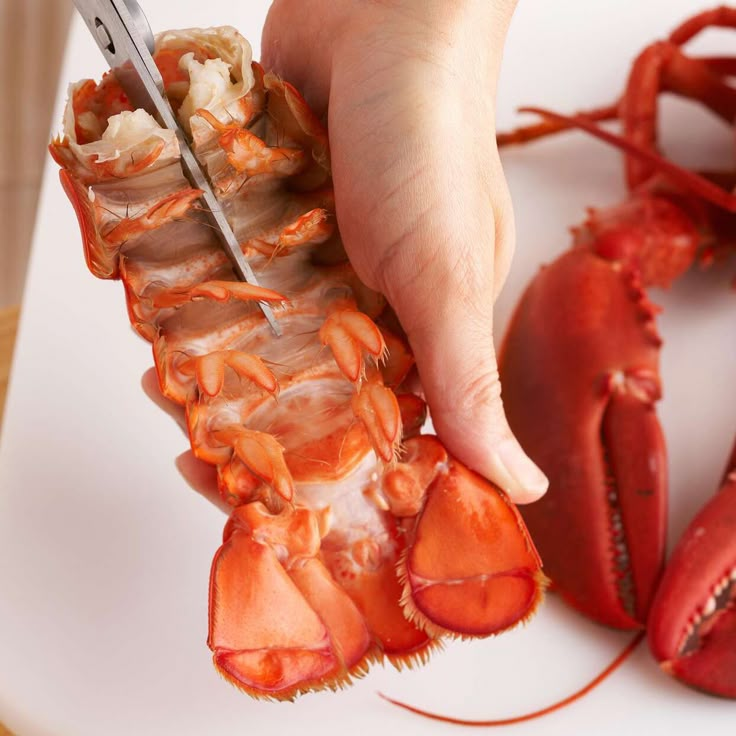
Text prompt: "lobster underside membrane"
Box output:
[[51, 26, 544, 699]]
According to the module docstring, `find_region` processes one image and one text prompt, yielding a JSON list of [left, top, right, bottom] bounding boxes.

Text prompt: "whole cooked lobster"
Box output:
[[499, 7, 736, 697], [50, 25, 544, 699], [379, 8, 736, 726]]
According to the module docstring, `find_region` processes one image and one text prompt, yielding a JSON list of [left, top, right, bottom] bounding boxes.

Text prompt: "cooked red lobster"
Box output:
[[499, 7, 736, 697], [382, 9, 736, 724], [50, 25, 544, 699]]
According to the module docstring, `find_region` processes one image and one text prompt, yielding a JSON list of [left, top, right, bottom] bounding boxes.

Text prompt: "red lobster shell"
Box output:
[[50, 25, 544, 699], [648, 443, 736, 697], [499, 194, 691, 630], [498, 5, 736, 697]]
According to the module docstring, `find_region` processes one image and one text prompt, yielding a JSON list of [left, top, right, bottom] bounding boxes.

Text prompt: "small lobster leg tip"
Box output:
[[182, 352, 279, 399], [232, 429, 295, 502], [196, 107, 306, 178], [194, 351, 227, 396], [225, 353, 279, 396], [190, 280, 287, 305], [194, 108, 226, 131], [103, 189, 202, 246], [278, 209, 333, 251], [394, 437, 544, 638], [320, 323, 361, 382], [320, 310, 386, 384], [352, 382, 402, 463]]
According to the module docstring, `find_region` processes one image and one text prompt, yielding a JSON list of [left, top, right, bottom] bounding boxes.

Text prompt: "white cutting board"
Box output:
[[1, 1, 735, 734]]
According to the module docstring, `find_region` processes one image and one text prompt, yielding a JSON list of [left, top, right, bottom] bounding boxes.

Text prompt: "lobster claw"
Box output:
[[499, 245, 668, 629], [647, 447, 736, 696]]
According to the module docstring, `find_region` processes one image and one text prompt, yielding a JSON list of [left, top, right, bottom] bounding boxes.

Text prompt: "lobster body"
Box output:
[[51, 26, 543, 699], [497, 4, 736, 698]]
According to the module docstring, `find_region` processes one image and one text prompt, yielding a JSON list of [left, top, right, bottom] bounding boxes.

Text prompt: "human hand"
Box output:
[[262, 0, 547, 502], [146, 0, 548, 507]]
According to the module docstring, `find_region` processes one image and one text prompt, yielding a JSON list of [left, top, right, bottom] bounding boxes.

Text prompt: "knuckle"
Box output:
[[375, 226, 444, 313], [453, 364, 503, 422]]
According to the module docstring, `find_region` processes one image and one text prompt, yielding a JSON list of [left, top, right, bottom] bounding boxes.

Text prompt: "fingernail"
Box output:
[[486, 439, 549, 504]]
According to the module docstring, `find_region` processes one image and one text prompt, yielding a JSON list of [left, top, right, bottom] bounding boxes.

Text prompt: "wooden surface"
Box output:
[[0, 305, 18, 736], [0, 305, 18, 427], [0, 1, 70, 721], [0, 4, 87, 731], [0, 0, 71, 308]]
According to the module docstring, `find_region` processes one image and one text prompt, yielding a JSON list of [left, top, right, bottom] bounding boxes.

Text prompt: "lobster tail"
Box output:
[[395, 437, 544, 638], [53, 24, 544, 697]]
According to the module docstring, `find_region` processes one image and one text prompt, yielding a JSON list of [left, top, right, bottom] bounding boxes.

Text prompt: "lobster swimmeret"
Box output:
[[50, 26, 544, 699]]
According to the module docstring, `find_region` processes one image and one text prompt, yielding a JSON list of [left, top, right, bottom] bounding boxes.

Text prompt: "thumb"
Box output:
[[322, 22, 547, 503], [412, 303, 548, 505], [373, 197, 548, 506]]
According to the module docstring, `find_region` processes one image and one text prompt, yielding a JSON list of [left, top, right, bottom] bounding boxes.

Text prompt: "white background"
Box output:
[[1, 1, 735, 734]]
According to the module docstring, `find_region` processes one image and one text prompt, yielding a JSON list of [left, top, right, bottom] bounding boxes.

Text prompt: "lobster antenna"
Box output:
[[519, 107, 736, 213], [378, 632, 644, 727], [497, 103, 619, 148]]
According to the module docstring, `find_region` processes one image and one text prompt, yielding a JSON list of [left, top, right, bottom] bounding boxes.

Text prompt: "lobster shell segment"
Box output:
[[396, 437, 544, 638], [499, 246, 667, 629], [647, 448, 736, 697], [209, 504, 373, 699]]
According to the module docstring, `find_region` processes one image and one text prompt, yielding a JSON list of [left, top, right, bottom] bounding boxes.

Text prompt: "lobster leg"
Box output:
[[497, 47, 736, 177], [669, 6, 736, 45], [647, 443, 736, 697], [496, 103, 619, 148], [498, 6, 736, 189], [384, 436, 544, 638], [622, 42, 736, 188]]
